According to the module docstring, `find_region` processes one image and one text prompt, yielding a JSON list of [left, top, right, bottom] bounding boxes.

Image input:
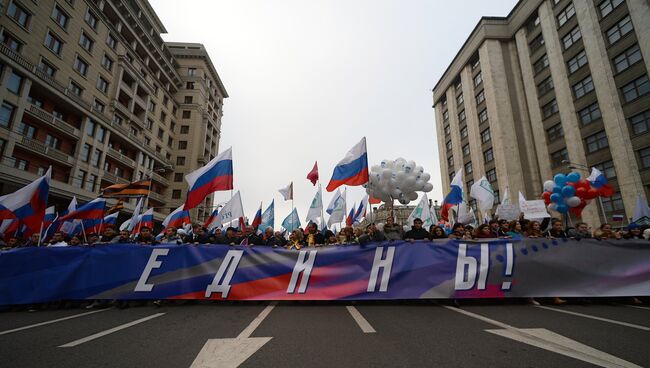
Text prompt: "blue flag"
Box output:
[[281, 208, 301, 232], [258, 200, 275, 232]]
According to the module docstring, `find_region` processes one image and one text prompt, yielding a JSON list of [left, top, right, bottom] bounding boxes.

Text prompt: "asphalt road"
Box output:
[[0, 300, 648, 367]]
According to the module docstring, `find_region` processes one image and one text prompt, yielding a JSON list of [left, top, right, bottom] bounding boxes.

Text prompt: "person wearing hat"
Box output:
[[624, 224, 644, 239]]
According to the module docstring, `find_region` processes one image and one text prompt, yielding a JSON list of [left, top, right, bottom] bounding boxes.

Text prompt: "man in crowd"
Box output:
[[305, 222, 325, 246], [404, 218, 430, 241], [219, 227, 241, 245], [497, 219, 510, 237], [160, 227, 181, 243], [49, 231, 68, 247], [568, 222, 592, 240], [98, 226, 118, 244], [544, 219, 567, 239], [358, 223, 386, 245], [114, 229, 132, 244], [134, 226, 158, 245], [24, 233, 41, 247], [383, 216, 403, 240]]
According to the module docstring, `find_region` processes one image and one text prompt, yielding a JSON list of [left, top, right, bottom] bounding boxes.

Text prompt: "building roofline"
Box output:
[[140, 0, 168, 33], [166, 42, 229, 98]]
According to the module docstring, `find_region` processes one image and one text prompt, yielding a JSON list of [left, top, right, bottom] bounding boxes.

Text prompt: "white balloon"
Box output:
[[380, 160, 390, 168], [395, 158, 406, 165], [422, 183, 434, 192], [420, 173, 431, 182], [408, 192, 418, 201], [567, 196, 581, 207], [381, 169, 392, 179], [396, 171, 406, 182], [371, 165, 382, 173], [404, 176, 417, 189], [415, 179, 425, 190], [392, 189, 402, 198], [543, 180, 556, 192], [415, 165, 424, 174]]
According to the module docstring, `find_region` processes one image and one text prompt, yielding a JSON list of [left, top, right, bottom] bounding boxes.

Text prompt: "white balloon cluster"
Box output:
[[365, 158, 434, 205]]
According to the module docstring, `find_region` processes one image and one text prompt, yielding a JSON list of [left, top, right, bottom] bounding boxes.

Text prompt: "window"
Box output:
[[93, 99, 105, 113], [456, 93, 464, 105], [182, 110, 191, 119], [15, 158, 28, 170], [96, 76, 109, 93], [17, 121, 35, 138], [529, 34, 545, 52], [585, 130, 609, 153], [174, 173, 184, 182], [145, 119, 153, 130], [546, 123, 565, 141], [602, 193, 625, 213], [567, 49, 588, 74], [471, 58, 480, 70], [475, 90, 485, 104], [79, 31, 94, 52], [621, 75, 650, 102], [478, 109, 488, 123], [85, 174, 97, 192], [73, 56, 89, 76], [460, 126, 468, 139], [184, 96, 193, 104], [551, 148, 569, 167], [557, 2, 576, 26], [542, 99, 559, 118], [527, 14, 540, 32], [148, 101, 156, 113], [481, 128, 491, 143], [595, 160, 616, 179], [144, 136, 150, 145], [106, 34, 117, 49], [613, 44, 642, 73], [167, 137, 173, 148], [454, 80, 462, 91], [599, 0, 624, 18], [6, 71, 22, 94], [180, 125, 190, 134], [38, 58, 57, 77], [462, 144, 470, 156], [484, 148, 494, 163], [186, 82, 194, 90], [562, 26, 582, 50], [538, 76, 554, 96], [639, 147, 650, 169], [447, 155, 454, 167], [188, 68, 197, 76], [101, 54, 113, 71], [458, 110, 466, 122], [91, 149, 101, 167], [85, 120, 95, 136], [0, 138, 6, 156], [578, 102, 602, 125], [172, 190, 182, 199], [69, 80, 82, 96], [51, 5, 69, 29], [45, 134, 59, 149], [80, 143, 91, 162], [7, 1, 30, 27], [573, 75, 594, 98], [533, 54, 549, 75], [487, 168, 497, 183], [96, 125, 106, 142], [606, 15, 633, 45], [45, 31, 62, 54], [0, 102, 15, 128], [157, 128, 163, 139], [84, 10, 98, 29], [629, 110, 650, 135], [443, 110, 449, 122], [176, 156, 185, 165], [464, 162, 473, 174], [178, 141, 188, 150], [473, 72, 482, 87], [1, 32, 22, 51]]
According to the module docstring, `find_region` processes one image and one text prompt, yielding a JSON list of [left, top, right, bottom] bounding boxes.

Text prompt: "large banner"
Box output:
[[1, 239, 649, 305]]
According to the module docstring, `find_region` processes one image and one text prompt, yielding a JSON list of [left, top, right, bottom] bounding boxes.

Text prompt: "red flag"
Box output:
[[307, 161, 319, 186], [369, 196, 381, 205]]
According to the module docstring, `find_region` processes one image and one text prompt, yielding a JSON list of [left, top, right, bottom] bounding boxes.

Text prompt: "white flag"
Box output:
[[633, 194, 650, 222], [327, 189, 346, 227], [206, 191, 244, 230], [59, 196, 78, 234], [469, 176, 495, 212], [305, 187, 323, 225], [407, 193, 437, 228], [128, 197, 144, 231], [501, 187, 510, 205], [457, 202, 476, 225], [278, 182, 293, 201]]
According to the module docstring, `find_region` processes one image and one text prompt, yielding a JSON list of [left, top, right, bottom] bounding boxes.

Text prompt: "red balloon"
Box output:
[[599, 185, 615, 198], [585, 188, 598, 200], [576, 179, 590, 190], [575, 187, 587, 198], [569, 206, 584, 218]]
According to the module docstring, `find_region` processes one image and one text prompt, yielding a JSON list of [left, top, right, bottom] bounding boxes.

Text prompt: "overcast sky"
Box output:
[[152, 0, 518, 224]]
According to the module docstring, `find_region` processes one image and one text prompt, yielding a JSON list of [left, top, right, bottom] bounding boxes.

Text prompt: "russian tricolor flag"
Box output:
[[326, 137, 369, 192], [162, 205, 190, 230], [345, 203, 356, 226], [587, 167, 608, 189], [251, 203, 263, 230], [59, 198, 106, 222], [131, 208, 154, 234], [0, 167, 51, 236], [353, 195, 368, 223], [441, 169, 464, 221], [185, 148, 233, 210]]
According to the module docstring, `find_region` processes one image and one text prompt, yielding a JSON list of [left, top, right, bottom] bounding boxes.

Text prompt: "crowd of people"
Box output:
[[1, 214, 648, 250]]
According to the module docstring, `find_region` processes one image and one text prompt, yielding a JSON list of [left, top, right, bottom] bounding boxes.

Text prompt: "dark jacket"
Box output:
[[305, 232, 325, 246], [404, 227, 430, 240], [544, 229, 568, 238], [383, 224, 403, 240]]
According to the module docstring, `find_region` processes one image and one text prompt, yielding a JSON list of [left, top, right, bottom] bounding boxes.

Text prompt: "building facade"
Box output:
[[433, 0, 650, 226], [0, 0, 227, 222]]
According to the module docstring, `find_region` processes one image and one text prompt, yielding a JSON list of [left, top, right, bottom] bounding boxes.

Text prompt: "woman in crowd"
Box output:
[[429, 225, 447, 239], [447, 223, 466, 239], [287, 229, 305, 250], [525, 221, 543, 238], [474, 224, 494, 239], [68, 235, 82, 246], [593, 223, 622, 240], [507, 220, 524, 239]]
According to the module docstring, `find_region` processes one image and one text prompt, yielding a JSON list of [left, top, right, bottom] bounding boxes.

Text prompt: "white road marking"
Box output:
[[346, 306, 376, 333], [443, 306, 642, 368], [190, 302, 278, 368], [623, 305, 650, 311], [0, 308, 113, 336], [535, 306, 650, 331], [59, 313, 165, 347]]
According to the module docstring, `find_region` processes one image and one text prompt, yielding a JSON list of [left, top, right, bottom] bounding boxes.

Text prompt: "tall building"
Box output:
[[432, 0, 650, 226], [0, 0, 227, 222]]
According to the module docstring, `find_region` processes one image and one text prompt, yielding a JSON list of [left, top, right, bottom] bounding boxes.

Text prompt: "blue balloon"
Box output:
[[567, 172, 581, 183], [554, 173, 567, 186], [550, 193, 563, 203], [552, 186, 562, 194], [556, 204, 568, 213], [561, 185, 576, 198]]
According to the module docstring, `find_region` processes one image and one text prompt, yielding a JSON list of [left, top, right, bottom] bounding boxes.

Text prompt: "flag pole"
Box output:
[[597, 196, 607, 224], [318, 182, 325, 230], [37, 221, 44, 247], [80, 221, 89, 244]]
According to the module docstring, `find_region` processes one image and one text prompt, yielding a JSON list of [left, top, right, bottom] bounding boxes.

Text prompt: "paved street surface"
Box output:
[[1, 300, 648, 367]]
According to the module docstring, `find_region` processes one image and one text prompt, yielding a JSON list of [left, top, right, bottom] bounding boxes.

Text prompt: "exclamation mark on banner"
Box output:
[[501, 243, 514, 291]]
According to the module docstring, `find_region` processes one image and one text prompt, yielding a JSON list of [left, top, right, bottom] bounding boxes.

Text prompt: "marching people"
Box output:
[[359, 223, 386, 244], [49, 231, 68, 247], [447, 223, 467, 239], [429, 225, 448, 239], [525, 221, 543, 238], [507, 220, 524, 239], [68, 235, 82, 246], [98, 226, 118, 244], [623, 224, 644, 240], [593, 223, 622, 240], [134, 226, 159, 245], [305, 222, 325, 246], [287, 229, 305, 249], [160, 227, 181, 243], [115, 230, 132, 244], [404, 218, 430, 241], [383, 216, 403, 240], [544, 219, 568, 239], [567, 222, 592, 240], [474, 224, 494, 239]]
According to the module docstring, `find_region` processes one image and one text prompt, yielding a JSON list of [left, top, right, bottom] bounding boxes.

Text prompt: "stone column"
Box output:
[[626, 0, 650, 74], [460, 66, 486, 182], [574, 0, 647, 217], [445, 87, 465, 184], [434, 102, 450, 191]]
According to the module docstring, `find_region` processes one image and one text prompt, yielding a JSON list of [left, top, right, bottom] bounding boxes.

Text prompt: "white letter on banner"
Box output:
[[205, 250, 244, 298], [287, 250, 317, 294], [367, 246, 395, 292], [477, 243, 489, 290], [134, 248, 169, 292], [454, 243, 477, 290]]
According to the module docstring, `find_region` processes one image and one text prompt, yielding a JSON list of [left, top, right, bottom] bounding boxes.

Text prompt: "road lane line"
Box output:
[[0, 308, 113, 336], [624, 305, 650, 311], [346, 306, 376, 333], [443, 306, 642, 368], [534, 306, 650, 331], [59, 313, 165, 347], [237, 302, 277, 339]]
